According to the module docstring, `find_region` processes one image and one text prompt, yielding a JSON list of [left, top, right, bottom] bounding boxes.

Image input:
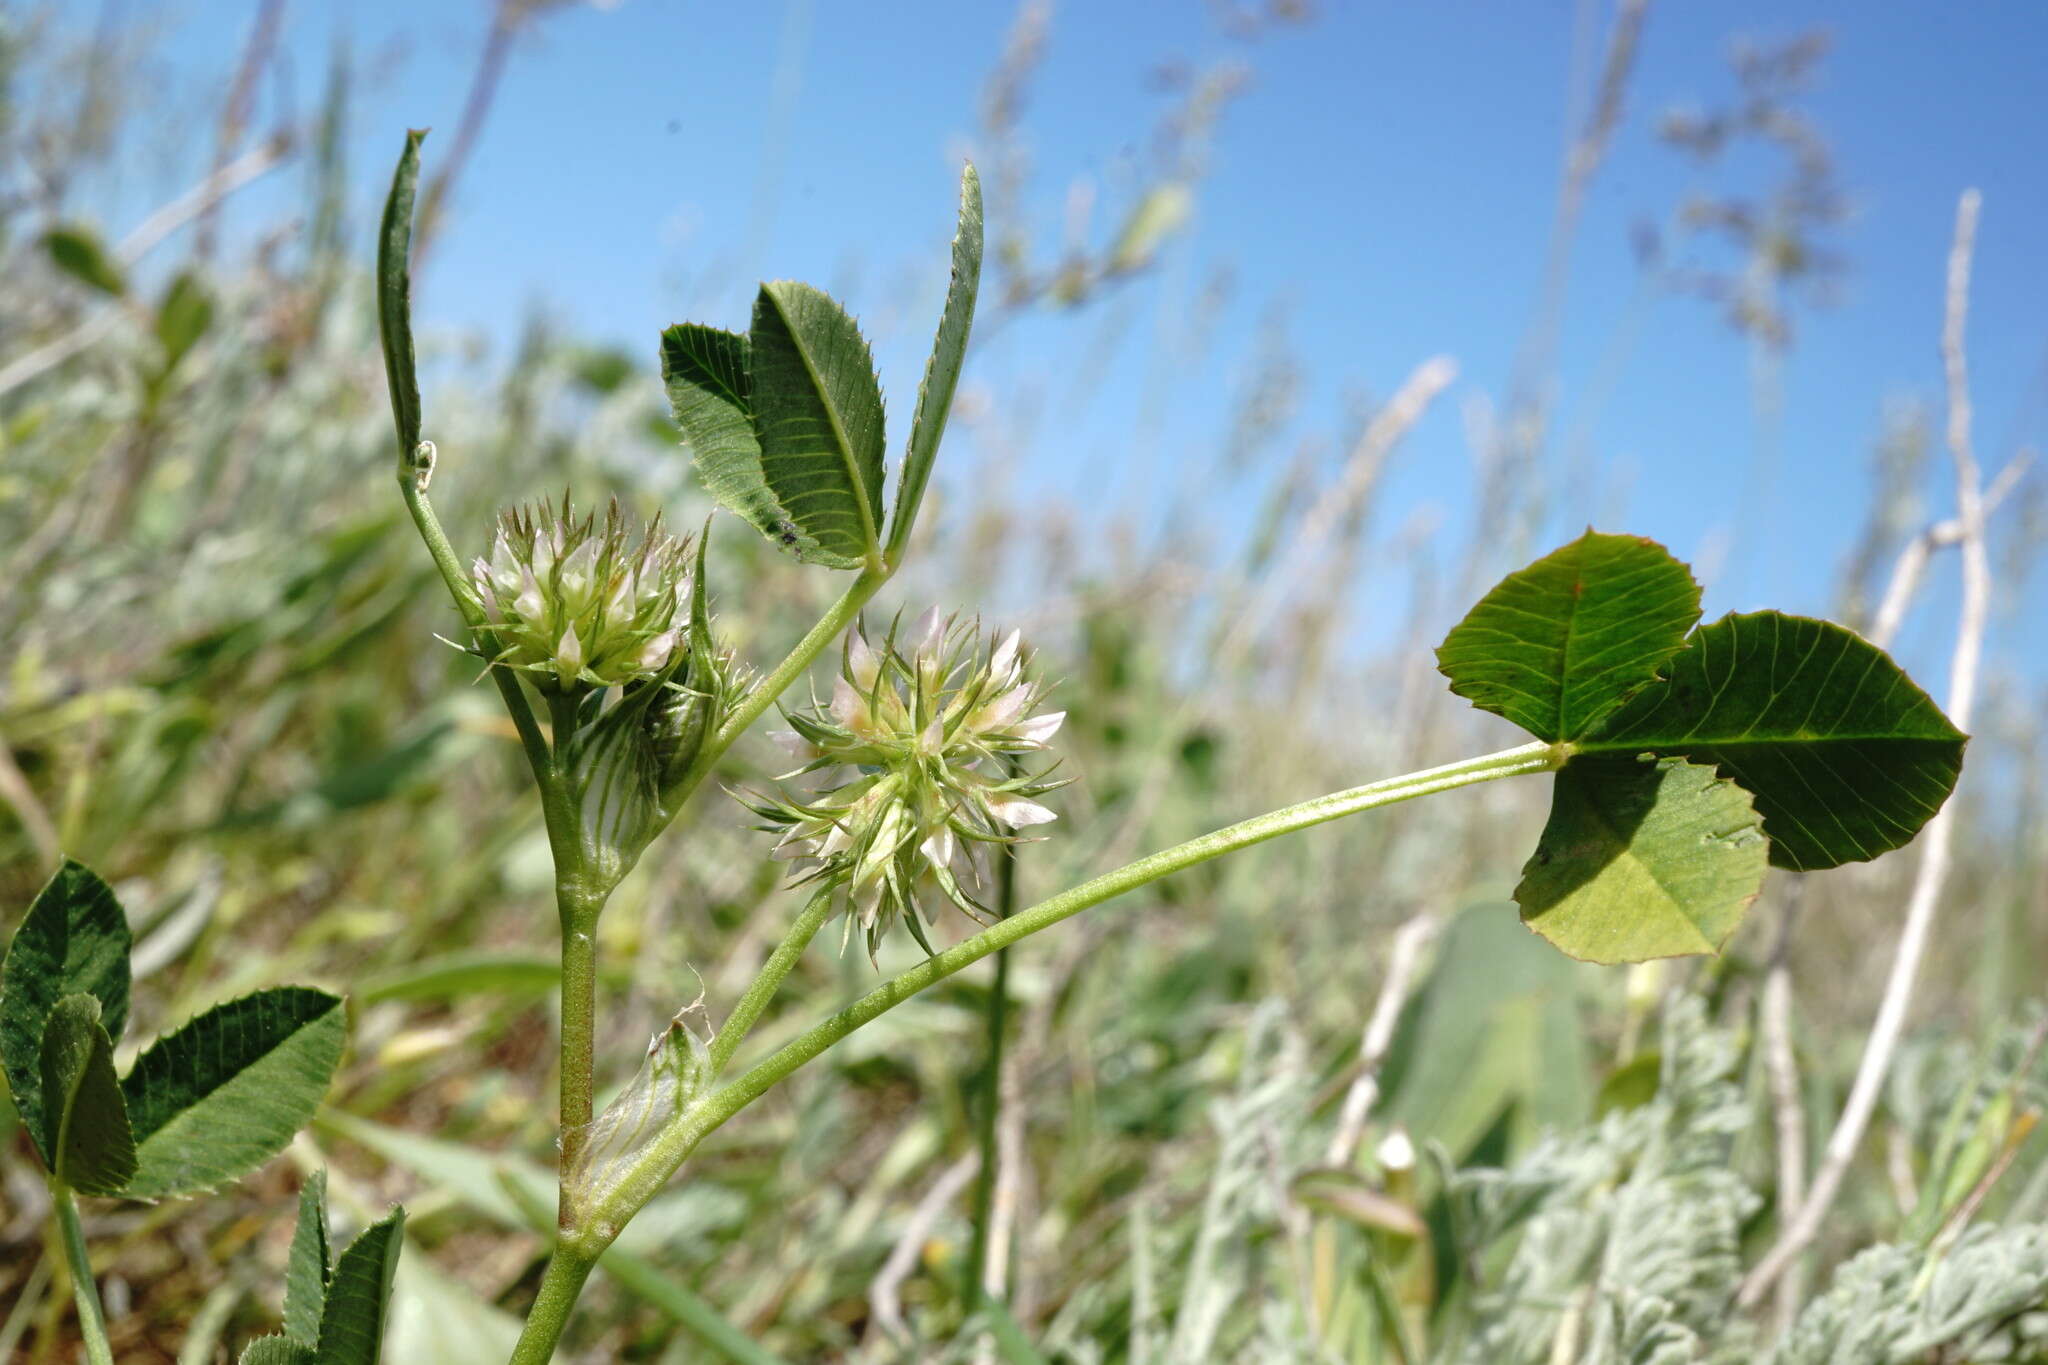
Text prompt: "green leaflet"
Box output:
[[1436, 531, 1701, 741], [1, 858, 133, 1166], [315, 1209, 407, 1365], [38, 994, 136, 1196], [376, 129, 425, 460], [747, 281, 889, 568], [887, 162, 983, 564], [1516, 755, 1769, 964], [119, 987, 346, 1197], [43, 224, 127, 296], [285, 1171, 333, 1345], [239, 1336, 317, 1365], [1578, 612, 1967, 871], [661, 323, 787, 546], [155, 270, 215, 374]]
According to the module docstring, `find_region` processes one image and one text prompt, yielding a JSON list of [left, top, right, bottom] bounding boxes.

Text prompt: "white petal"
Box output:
[[636, 631, 675, 671], [830, 676, 864, 728], [975, 686, 1031, 731], [515, 567, 545, 623], [555, 626, 584, 680], [988, 795, 1057, 827], [1013, 710, 1066, 744], [911, 606, 944, 653], [920, 827, 957, 868], [847, 631, 880, 688], [767, 729, 810, 759], [990, 628, 1021, 682]]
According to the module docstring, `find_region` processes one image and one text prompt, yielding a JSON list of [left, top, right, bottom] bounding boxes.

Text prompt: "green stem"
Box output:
[[964, 825, 1020, 1312], [666, 568, 885, 805], [556, 887, 604, 1187], [710, 890, 836, 1074], [583, 740, 1563, 1239], [53, 1186, 114, 1365], [400, 477, 555, 788], [506, 1243, 599, 1365]]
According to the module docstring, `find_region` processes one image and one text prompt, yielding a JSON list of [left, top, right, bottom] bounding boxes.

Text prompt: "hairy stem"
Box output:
[[965, 833, 1020, 1312], [710, 890, 836, 1074], [556, 886, 604, 1188], [54, 1187, 114, 1365], [582, 740, 1562, 1244], [506, 1243, 599, 1365]]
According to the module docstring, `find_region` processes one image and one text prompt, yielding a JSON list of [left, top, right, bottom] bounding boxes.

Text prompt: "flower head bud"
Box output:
[[745, 612, 1066, 962], [470, 495, 691, 693]]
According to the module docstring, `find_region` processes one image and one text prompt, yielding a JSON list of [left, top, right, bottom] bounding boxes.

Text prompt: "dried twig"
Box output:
[[866, 1154, 980, 1349], [1739, 187, 1992, 1309], [1325, 913, 1438, 1167]]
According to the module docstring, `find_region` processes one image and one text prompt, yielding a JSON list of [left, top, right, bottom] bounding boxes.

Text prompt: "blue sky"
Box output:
[[117, 0, 2048, 692]]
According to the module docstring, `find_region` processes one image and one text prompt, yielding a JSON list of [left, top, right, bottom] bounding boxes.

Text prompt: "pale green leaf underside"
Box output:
[[1436, 531, 1701, 741], [1517, 756, 1768, 964], [748, 281, 888, 568], [1579, 612, 1966, 871], [660, 323, 798, 550], [119, 987, 345, 1197], [1, 859, 131, 1168], [39, 994, 136, 1195], [316, 1210, 406, 1365], [286, 1170, 333, 1345], [888, 161, 983, 561]]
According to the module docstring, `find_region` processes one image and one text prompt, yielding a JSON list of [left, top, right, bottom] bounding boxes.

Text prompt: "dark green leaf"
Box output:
[[1437, 531, 1701, 741], [1517, 756, 1768, 963], [155, 271, 215, 373], [747, 281, 888, 568], [285, 1170, 332, 1345], [377, 130, 426, 459], [1, 858, 132, 1166], [661, 324, 788, 548], [240, 1336, 317, 1365], [886, 162, 983, 564], [38, 994, 136, 1195], [119, 987, 345, 1196], [1578, 612, 1966, 870], [315, 1209, 405, 1365], [43, 225, 127, 295]]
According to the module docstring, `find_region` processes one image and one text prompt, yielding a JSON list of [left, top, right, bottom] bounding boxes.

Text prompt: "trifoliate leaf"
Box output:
[[1, 858, 132, 1166], [119, 987, 345, 1197]]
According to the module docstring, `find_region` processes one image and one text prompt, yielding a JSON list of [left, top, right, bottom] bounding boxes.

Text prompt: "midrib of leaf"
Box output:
[[762, 288, 880, 558]]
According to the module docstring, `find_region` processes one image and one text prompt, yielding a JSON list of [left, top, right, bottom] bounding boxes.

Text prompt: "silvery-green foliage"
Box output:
[[1765, 1227, 2048, 1363], [1448, 997, 1759, 1365]]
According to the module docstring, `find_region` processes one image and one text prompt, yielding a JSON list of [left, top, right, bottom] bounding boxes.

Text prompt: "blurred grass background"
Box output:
[[0, 2, 2043, 1360]]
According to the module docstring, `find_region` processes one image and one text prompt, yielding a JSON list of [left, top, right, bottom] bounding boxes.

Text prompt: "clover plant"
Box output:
[[349, 129, 1968, 1360]]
